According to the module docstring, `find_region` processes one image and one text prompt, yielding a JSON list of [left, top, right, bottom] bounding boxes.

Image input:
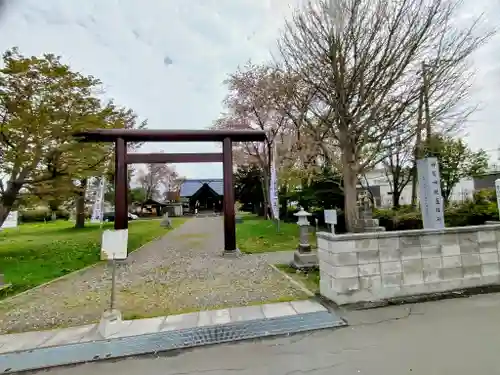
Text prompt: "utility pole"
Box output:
[[423, 63, 432, 147], [411, 62, 427, 207]]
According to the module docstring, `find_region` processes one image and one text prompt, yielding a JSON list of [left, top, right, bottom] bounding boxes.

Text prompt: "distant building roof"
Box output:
[[179, 179, 223, 197], [132, 198, 167, 206]]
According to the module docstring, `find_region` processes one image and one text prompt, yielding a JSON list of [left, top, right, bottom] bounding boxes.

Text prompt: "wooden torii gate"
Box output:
[[74, 129, 266, 255]]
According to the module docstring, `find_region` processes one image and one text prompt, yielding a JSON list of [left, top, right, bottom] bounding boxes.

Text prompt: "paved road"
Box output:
[[42, 293, 500, 374]]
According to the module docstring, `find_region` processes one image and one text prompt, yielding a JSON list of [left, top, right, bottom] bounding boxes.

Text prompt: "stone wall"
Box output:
[[317, 224, 500, 305]]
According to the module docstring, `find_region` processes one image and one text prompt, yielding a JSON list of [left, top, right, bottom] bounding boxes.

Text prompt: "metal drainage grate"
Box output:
[[0, 311, 346, 374]]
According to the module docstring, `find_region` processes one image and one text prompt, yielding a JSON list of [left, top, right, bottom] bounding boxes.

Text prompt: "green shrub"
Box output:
[[374, 189, 499, 231], [374, 209, 422, 230], [19, 209, 70, 223], [472, 188, 496, 205], [20, 210, 48, 223], [282, 206, 299, 223], [56, 209, 70, 221], [307, 207, 347, 233], [281, 206, 348, 233], [445, 199, 498, 227], [398, 205, 418, 214]]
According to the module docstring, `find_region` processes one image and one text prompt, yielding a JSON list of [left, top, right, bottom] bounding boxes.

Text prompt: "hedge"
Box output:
[[258, 188, 499, 233], [282, 206, 348, 233], [374, 189, 499, 231], [19, 209, 70, 223]]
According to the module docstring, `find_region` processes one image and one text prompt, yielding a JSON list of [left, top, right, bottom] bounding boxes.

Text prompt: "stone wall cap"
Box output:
[[317, 223, 500, 241]]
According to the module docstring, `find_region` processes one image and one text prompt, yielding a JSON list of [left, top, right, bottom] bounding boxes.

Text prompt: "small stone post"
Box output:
[[291, 208, 318, 270], [160, 212, 172, 229]]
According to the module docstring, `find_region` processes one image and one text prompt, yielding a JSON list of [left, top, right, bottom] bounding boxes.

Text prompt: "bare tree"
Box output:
[[136, 163, 175, 201], [381, 122, 415, 208], [163, 175, 184, 201], [276, 0, 492, 230]]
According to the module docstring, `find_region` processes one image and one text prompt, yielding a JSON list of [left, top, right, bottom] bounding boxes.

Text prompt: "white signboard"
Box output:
[[91, 178, 106, 223], [101, 229, 128, 260], [1, 211, 18, 229], [269, 144, 279, 219], [417, 157, 444, 229], [495, 179, 500, 218], [324, 209, 337, 225]]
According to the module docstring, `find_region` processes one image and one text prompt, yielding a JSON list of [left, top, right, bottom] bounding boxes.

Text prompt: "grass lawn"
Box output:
[[236, 214, 316, 254], [275, 264, 320, 294], [0, 218, 186, 298]]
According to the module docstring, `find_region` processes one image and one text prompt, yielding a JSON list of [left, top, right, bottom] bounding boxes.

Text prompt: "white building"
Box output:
[[360, 167, 497, 208]]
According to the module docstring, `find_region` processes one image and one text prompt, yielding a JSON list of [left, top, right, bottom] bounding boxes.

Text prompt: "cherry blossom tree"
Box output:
[[213, 62, 295, 218], [136, 162, 178, 201]]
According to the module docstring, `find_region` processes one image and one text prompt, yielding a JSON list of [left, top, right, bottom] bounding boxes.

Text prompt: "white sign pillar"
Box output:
[[91, 177, 106, 224], [100, 229, 128, 313], [1, 211, 18, 229], [417, 157, 445, 229], [495, 179, 500, 219]]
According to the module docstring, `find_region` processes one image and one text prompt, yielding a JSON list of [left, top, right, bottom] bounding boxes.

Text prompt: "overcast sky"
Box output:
[[1, 0, 499, 178]]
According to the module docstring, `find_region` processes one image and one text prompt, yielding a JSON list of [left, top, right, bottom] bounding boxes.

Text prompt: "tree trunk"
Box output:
[[442, 188, 451, 207], [74, 179, 87, 229], [392, 180, 401, 208], [0, 185, 20, 227], [341, 150, 359, 232], [412, 80, 424, 208], [48, 200, 59, 221], [392, 190, 401, 208], [48, 200, 59, 212], [410, 164, 418, 208]]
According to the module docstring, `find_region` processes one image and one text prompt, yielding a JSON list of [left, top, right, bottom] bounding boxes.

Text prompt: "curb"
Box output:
[[268, 264, 316, 297]]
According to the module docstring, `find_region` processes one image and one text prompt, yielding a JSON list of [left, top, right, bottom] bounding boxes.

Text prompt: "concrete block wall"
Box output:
[[317, 224, 500, 305]]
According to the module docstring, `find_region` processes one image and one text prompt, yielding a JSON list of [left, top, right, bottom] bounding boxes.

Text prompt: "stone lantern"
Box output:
[[291, 207, 318, 269], [295, 208, 311, 250]]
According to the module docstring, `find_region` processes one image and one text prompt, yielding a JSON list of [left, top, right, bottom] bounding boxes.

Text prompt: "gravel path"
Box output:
[[0, 217, 305, 333]]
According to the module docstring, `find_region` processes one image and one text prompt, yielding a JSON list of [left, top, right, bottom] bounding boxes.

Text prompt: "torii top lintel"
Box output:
[[74, 129, 266, 143]]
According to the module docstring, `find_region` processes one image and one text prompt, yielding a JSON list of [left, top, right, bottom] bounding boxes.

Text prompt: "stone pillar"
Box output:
[[160, 212, 172, 229], [222, 137, 239, 256], [291, 208, 318, 270], [114, 137, 128, 231]]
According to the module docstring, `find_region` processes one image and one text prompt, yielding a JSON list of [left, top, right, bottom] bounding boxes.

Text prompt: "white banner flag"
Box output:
[[91, 177, 106, 223], [269, 143, 279, 220]]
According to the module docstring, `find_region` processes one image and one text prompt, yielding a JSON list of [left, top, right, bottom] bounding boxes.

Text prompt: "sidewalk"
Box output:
[[44, 292, 500, 375], [0, 300, 344, 373]]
